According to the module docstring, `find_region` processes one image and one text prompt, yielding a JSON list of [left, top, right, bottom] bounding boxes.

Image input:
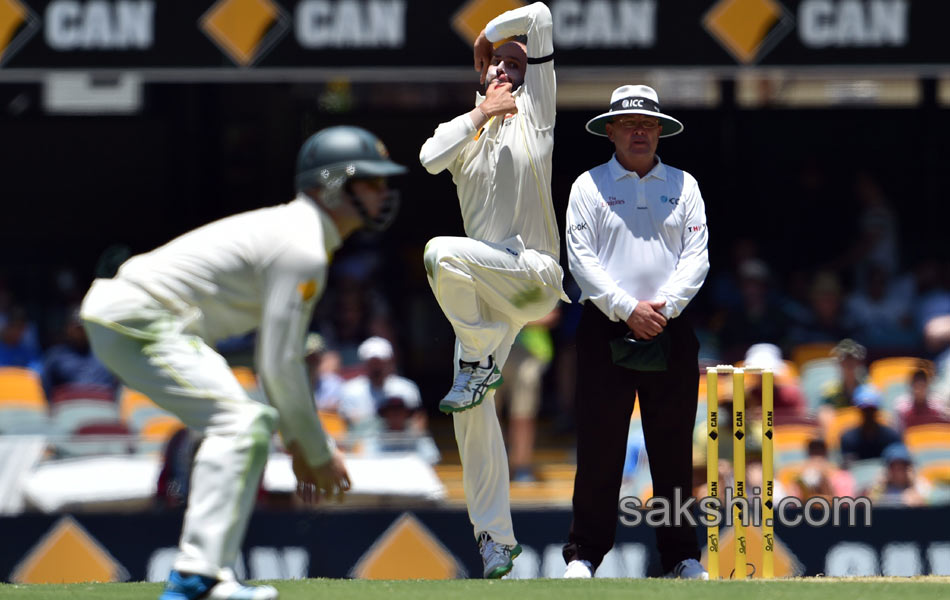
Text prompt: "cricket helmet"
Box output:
[[295, 126, 407, 231]]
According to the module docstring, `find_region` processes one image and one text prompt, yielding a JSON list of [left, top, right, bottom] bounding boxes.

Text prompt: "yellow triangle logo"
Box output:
[[351, 513, 465, 579], [703, 0, 794, 65], [0, 0, 38, 67], [297, 279, 317, 302], [200, 0, 290, 66], [11, 516, 129, 583], [452, 0, 525, 46], [702, 525, 804, 578]]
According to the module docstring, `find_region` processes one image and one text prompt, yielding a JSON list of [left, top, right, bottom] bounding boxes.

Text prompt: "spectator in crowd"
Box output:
[[839, 384, 902, 464], [41, 308, 117, 399], [0, 306, 43, 372], [895, 369, 949, 431], [864, 443, 931, 506], [787, 271, 855, 347], [789, 438, 855, 500], [716, 260, 789, 363], [844, 263, 918, 352], [743, 343, 807, 423], [304, 333, 344, 413], [495, 307, 560, 482], [338, 336, 425, 436], [818, 339, 868, 432], [367, 396, 441, 465]]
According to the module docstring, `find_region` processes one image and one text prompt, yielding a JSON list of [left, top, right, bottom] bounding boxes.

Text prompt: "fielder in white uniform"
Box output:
[[80, 126, 406, 600], [419, 1, 568, 578]]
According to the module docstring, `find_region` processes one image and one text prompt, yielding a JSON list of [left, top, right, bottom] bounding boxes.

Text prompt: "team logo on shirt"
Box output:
[[568, 222, 588, 233], [604, 197, 625, 206], [661, 195, 680, 205], [298, 279, 318, 302], [688, 224, 706, 233]]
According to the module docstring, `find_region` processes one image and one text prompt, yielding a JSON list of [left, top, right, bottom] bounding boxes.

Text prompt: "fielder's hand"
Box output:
[[480, 81, 518, 118], [625, 299, 668, 340], [474, 30, 493, 85], [289, 442, 351, 504]]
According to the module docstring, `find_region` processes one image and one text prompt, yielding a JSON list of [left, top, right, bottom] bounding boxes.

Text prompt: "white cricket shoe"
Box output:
[[665, 558, 709, 580], [159, 570, 278, 600], [439, 357, 503, 414], [563, 559, 593, 578], [477, 532, 522, 579], [209, 580, 279, 599]]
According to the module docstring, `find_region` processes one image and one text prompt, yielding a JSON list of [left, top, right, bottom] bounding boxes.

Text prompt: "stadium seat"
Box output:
[[790, 343, 836, 369], [139, 416, 184, 444], [0, 367, 49, 434], [904, 423, 950, 484], [57, 422, 134, 457], [49, 384, 120, 436], [798, 358, 839, 415], [318, 410, 346, 441], [848, 458, 884, 493], [231, 366, 258, 389], [825, 406, 892, 451], [773, 423, 818, 471], [880, 381, 909, 414], [119, 387, 178, 432], [868, 357, 935, 392]]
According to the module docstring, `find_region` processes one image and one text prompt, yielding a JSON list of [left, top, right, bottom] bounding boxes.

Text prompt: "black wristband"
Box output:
[[528, 53, 554, 65]]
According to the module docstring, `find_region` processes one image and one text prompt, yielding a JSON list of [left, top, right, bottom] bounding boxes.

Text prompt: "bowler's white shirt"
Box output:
[[418, 2, 560, 260], [566, 155, 709, 322]]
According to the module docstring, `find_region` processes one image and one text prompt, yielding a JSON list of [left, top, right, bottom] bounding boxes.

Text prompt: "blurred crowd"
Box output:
[[2, 171, 950, 509]]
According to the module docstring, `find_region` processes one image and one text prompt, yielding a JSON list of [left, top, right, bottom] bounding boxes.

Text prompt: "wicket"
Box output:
[[706, 365, 774, 579]]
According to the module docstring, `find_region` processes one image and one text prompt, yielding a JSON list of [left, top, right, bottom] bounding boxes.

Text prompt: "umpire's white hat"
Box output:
[[586, 85, 684, 138]]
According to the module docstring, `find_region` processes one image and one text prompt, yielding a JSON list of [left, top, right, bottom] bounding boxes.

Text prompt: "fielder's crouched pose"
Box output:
[[81, 127, 405, 600], [419, 1, 568, 579]]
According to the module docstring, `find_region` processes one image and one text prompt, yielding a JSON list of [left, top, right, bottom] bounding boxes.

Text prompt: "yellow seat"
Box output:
[[120, 387, 161, 423], [774, 423, 819, 451], [140, 416, 185, 443], [825, 406, 892, 450], [904, 423, 950, 452], [231, 367, 258, 391], [0, 367, 47, 409], [919, 461, 950, 484], [318, 410, 346, 440], [790, 343, 837, 369], [868, 357, 935, 391]]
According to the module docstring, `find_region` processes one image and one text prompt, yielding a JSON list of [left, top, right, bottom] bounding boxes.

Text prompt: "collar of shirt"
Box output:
[[296, 193, 343, 257], [607, 154, 667, 182]]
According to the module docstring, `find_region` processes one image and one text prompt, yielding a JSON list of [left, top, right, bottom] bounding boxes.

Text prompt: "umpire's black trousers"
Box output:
[[563, 303, 701, 573]]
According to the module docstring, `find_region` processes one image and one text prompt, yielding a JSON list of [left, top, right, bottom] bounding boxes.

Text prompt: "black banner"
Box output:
[[1, 506, 949, 581], [0, 1, 947, 75]]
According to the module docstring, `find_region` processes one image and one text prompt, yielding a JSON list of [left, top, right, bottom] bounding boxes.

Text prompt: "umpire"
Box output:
[[562, 85, 710, 579]]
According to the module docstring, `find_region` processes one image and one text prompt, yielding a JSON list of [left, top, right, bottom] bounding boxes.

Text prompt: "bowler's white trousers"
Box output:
[[80, 278, 277, 580], [424, 235, 566, 545]]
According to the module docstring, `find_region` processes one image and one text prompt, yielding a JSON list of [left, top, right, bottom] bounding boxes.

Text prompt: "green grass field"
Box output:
[[1, 578, 948, 599]]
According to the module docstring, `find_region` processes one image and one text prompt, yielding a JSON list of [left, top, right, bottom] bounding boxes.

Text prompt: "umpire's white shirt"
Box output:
[[418, 1, 560, 260], [84, 195, 339, 466], [566, 155, 709, 322]]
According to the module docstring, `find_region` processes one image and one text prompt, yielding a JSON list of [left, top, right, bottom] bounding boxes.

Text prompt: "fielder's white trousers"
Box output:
[[424, 235, 566, 545], [80, 278, 277, 580]]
